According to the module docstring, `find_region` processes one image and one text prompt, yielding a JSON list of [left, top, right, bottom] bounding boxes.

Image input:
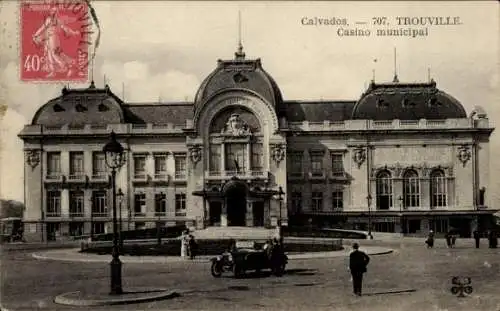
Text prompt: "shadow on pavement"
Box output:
[[363, 289, 417, 296], [285, 268, 319, 276]]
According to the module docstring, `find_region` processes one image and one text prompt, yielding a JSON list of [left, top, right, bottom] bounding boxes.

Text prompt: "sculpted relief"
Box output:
[[221, 113, 252, 136]]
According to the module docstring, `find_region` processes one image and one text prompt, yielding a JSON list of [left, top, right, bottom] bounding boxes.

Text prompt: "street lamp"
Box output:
[[103, 131, 126, 295], [117, 188, 124, 249], [277, 186, 285, 239], [398, 195, 404, 234], [366, 194, 373, 239], [156, 192, 164, 246]]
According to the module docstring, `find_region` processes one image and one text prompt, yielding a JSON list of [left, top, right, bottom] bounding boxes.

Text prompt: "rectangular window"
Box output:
[[154, 155, 167, 179], [289, 152, 303, 176], [175, 193, 186, 216], [134, 193, 146, 216], [312, 192, 323, 211], [133, 155, 147, 179], [291, 192, 302, 214], [331, 153, 344, 175], [46, 190, 61, 217], [92, 152, 106, 178], [69, 190, 84, 217], [225, 143, 246, 173], [155, 192, 167, 216], [92, 191, 107, 216], [209, 145, 221, 172], [92, 222, 105, 234], [251, 143, 263, 171], [174, 155, 187, 179], [310, 153, 324, 176], [47, 152, 61, 179], [332, 191, 343, 210], [69, 152, 84, 179], [69, 222, 84, 236]]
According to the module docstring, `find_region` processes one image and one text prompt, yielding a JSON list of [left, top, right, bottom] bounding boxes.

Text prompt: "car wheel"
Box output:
[[211, 262, 222, 278], [233, 264, 244, 278]]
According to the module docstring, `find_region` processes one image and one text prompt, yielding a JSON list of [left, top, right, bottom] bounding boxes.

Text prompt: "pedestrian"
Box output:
[[425, 230, 435, 248], [451, 233, 457, 247], [489, 230, 498, 248], [188, 234, 198, 260], [349, 243, 370, 296], [445, 232, 452, 248], [473, 230, 480, 248]]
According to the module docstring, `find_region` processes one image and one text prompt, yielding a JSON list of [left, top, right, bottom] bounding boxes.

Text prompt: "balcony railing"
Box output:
[[154, 211, 167, 217], [309, 171, 326, 179], [91, 211, 109, 217], [154, 173, 168, 180], [45, 173, 62, 180], [46, 211, 61, 217], [174, 172, 187, 180], [68, 173, 86, 181], [175, 211, 187, 217], [69, 212, 84, 217], [134, 212, 146, 217], [205, 170, 269, 180], [92, 172, 107, 180]]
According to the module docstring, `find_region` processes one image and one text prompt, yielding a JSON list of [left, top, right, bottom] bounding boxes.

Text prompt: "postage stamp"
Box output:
[[20, 0, 91, 82]]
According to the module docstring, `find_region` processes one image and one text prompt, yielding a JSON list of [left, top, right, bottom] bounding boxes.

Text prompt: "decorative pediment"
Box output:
[[352, 147, 366, 169], [25, 149, 41, 168], [221, 113, 251, 137], [457, 145, 471, 167], [188, 145, 202, 165], [271, 144, 286, 164]]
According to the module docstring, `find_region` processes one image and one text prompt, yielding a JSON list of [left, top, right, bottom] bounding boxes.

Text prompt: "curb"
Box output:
[[33, 247, 393, 263], [53, 288, 180, 306]]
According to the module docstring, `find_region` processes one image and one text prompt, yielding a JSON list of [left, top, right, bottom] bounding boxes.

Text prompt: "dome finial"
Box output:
[[235, 10, 246, 60]]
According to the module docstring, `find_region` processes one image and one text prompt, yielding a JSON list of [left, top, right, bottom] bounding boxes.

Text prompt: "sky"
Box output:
[[0, 1, 498, 204]]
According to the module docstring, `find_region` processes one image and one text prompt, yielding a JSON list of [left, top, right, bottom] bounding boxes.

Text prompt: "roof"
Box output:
[[351, 80, 467, 120], [123, 103, 193, 125], [284, 100, 356, 122], [194, 56, 284, 116], [31, 82, 125, 126]]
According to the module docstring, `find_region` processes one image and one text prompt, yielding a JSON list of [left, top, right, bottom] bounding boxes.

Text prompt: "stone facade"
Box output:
[[18, 52, 496, 242]]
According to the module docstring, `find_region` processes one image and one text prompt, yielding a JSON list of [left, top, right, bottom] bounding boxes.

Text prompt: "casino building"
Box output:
[[19, 45, 496, 241]]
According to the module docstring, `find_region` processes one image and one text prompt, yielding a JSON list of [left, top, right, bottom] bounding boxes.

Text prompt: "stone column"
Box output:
[[220, 198, 228, 227], [245, 201, 253, 227]]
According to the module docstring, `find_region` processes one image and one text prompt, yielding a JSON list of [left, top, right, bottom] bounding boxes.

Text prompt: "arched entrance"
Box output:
[[223, 178, 247, 226]]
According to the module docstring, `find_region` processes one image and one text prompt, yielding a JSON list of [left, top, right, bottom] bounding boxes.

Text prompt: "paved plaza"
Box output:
[[1, 239, 499, 311]]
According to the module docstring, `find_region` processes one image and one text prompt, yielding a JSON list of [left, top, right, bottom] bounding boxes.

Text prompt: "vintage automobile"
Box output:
[[210, 241, 288, 278]]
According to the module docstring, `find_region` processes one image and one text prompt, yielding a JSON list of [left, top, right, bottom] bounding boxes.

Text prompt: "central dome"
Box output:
[[194, 52, 284, 117]]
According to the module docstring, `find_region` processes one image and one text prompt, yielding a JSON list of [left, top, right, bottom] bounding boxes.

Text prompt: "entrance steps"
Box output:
[[189, 226, 277, 240]]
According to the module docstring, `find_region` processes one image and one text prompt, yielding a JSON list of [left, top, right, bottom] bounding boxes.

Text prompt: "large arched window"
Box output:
[[430, 169, 447, 208], [208, 108, 264, 176], [376, 171, 393, 210], [403, 170, 420, 208]]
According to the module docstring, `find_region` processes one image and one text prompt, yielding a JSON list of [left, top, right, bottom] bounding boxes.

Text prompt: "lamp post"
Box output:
[[398, 195, 404, 234], [156, 192, 163, 246], [89, 197, 94, 240], [117, 188, 124, 249], [277, 186, 284, 239], [366, 194, 373, 239], [103, 131, 126, 295]]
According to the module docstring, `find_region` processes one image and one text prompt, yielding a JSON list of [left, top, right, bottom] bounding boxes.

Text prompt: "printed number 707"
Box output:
[[372, 17, 387, 25]]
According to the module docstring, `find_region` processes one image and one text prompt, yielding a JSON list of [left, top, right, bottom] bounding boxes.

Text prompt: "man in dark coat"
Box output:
[[349, 243, 370, 296], [473, 230, 480, 248]]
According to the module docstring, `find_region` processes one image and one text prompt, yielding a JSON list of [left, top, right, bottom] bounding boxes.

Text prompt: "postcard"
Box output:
[[0, 1, 498, 311]]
